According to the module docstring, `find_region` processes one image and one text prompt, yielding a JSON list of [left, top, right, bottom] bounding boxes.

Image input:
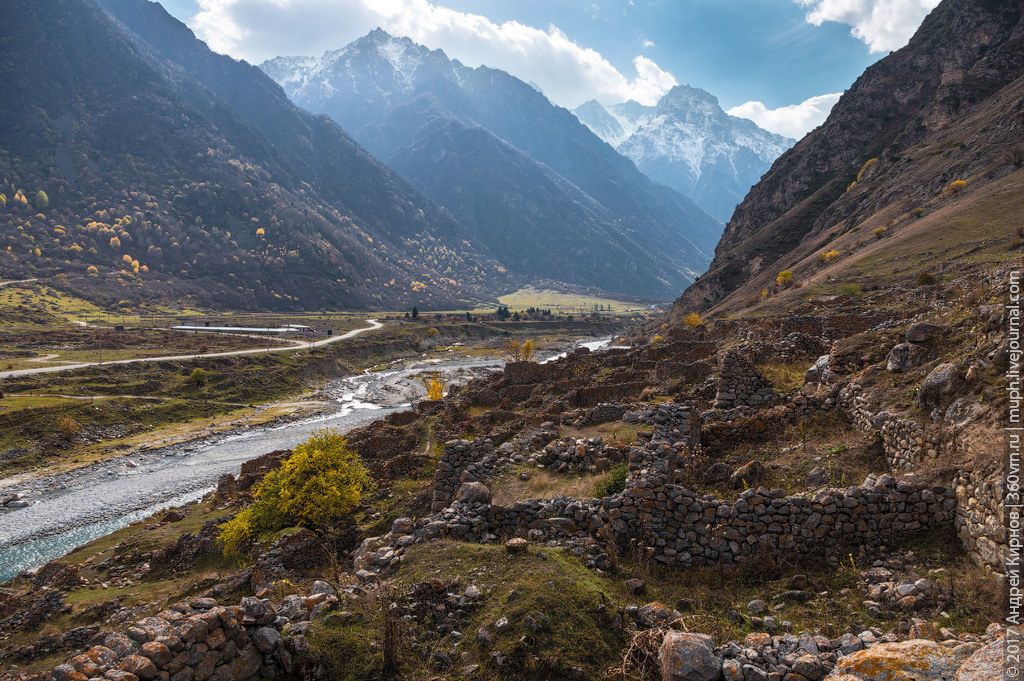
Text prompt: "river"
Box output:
[[0, 338, 614, 582]]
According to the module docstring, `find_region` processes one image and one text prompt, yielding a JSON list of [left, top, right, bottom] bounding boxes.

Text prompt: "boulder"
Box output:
[[455, 482, 492, 505], [505, 538, 528, 553], [806, 466, 830, 489], [636, 602, 679, 629], [886, 344, 925, 373], [917, 364, 961, 409], [956, 637, 1011, 681], [906, 323, 940, 343], [730, 461, 765, 489], [118, 655, 158, 681], [659, 631, 722, 681], [704, 463, 732, 484], [826, 639, 961, 681]]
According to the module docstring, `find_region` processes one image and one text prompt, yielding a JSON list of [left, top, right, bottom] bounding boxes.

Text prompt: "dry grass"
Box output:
[[490, 467, 612, 506], [758, 361, 808, 392]]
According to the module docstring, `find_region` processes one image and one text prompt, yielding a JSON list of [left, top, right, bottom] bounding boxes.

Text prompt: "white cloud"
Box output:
[[191, 0, 677, 107], [795, 0, 941, 53], [727, 93, 843, 139]]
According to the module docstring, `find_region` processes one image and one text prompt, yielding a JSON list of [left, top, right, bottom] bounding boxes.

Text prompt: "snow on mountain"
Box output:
[[574, 86, 793, 221]]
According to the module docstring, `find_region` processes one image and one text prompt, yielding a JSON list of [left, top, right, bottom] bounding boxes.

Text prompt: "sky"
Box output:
[[160, 0, 941, 139]]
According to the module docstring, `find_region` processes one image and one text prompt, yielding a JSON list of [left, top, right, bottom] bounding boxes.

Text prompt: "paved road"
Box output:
[[0, 319, 384, 379]]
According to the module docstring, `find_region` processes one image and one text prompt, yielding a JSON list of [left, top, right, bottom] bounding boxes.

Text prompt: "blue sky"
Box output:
[[162, 0, 940, 137]]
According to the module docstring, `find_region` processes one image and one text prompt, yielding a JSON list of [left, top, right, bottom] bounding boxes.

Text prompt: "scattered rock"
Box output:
[[659, 632, 722, 681]]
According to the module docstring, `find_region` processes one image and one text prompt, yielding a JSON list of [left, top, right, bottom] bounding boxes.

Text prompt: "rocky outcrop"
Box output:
[[665, 0, 1024, 316]]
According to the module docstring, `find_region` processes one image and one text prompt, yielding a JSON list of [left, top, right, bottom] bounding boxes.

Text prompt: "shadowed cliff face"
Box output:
[[666, 0, 1024, 320]]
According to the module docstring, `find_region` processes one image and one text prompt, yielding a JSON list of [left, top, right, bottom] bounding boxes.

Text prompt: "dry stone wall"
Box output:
[[837, 383, 947, 471], [42, 598, 288, 681], [714, 350, 779, 409], [954, 468, 1009, 576]]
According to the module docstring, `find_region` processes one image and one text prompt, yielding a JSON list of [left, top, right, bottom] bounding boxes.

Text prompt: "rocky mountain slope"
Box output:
[[260, 31, 722, 300], [662, 0, 1024, 323], [574, 86, 793, 221], [0, 0, 511, 310]]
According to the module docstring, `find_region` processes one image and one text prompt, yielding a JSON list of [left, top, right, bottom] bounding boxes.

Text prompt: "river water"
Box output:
[[0, 339, 613, 582]]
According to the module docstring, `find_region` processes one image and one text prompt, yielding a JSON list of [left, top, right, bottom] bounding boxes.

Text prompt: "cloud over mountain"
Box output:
[[727, 92, 843, 139], [193, 0, 677, 107]]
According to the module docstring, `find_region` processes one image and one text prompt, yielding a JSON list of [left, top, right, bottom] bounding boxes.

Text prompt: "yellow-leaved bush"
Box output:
[[218, 428, 375, 563]]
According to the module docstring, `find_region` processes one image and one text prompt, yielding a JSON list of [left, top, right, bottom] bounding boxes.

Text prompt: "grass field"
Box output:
[[492, 286, 656, 315]]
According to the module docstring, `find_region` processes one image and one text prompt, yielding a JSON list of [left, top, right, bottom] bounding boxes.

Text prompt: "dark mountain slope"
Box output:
[[0, 0, 508, 310], [666, 0, 1024, 320], [262, 32, 721, 300]]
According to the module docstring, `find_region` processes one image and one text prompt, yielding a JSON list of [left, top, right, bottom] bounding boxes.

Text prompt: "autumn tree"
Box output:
[[218, 428, 374, 563]]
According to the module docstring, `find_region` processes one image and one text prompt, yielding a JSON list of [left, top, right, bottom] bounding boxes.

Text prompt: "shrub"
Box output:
[[818, 249, 840, 264], [426, 327, 440, 338], [838, 283, 863, 297], [856, 158, 878, 182], [911, 207, 925, 218], [218, 428, 374, 563], [502, 339, 535, 362], [872, 227, 887, 240], [760, 289, 769, 300], [776, 270, 793, 287], [55, 416, 81, 441], [948, 179, 967, 193], [683, 312, 705, 329], [917, 272, 937, 286], [424, 377, 445, 400], [189, 367, 208, 386], [595, 462, 627, 498], [652, 335, 664, 343]]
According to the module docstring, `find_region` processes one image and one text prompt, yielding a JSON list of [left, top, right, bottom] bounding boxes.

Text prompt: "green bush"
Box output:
[[917, 272, 937, 286], [189, 367, 208, 386], [595, 462, 627, 498]]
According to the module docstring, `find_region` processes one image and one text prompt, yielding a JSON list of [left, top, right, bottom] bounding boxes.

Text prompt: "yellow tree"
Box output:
[[218, 428, 374, 562]]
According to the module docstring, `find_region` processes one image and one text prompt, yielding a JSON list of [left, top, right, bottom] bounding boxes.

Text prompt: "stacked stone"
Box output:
[[701, 624, 1001, 681], [431, 439, 509, 512], [701, 396, 821, 449], [363, 463, 957, 581], [0, 591, 69, 634], [574, 403, 626, 427], [654, 359, 715, 383], [44, 598, 288, 681], [879, 417, 925, 470], [955, 468, 1009, 577], [603, 473, 956, 567], [837, 383, 948, 472], [714, 350, 779, 409], [529, 437, 620, 473], [746, 333, 831, 364]]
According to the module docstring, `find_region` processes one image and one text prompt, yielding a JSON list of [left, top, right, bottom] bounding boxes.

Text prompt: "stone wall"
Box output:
[[746, 333, 832, 365], [954, 467, 1009, 576], [714, 350, 779, 409], [837, 383, 947, 472], [370, 408, 958, 576], [27, 597, 292, 681], [528, 437, 623, 473], [430, 439, 511, 512]]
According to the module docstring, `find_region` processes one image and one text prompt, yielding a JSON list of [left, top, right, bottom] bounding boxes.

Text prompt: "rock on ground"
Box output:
[[660, 631, 722, 681], [826, 639, 964, 681]]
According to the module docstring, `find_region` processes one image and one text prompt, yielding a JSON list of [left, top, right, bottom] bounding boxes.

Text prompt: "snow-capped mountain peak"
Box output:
[[574, 86, 793, 221]]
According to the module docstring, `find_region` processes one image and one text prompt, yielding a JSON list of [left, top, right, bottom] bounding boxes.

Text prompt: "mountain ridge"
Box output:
[[0, 0, 511, 310], [261, 31, 722, 300], [574, 86, 793, 221], [658, 0, 1024, 326]]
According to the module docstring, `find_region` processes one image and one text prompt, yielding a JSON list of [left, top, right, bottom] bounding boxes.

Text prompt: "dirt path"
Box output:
[[0, 319, 384, 378]]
